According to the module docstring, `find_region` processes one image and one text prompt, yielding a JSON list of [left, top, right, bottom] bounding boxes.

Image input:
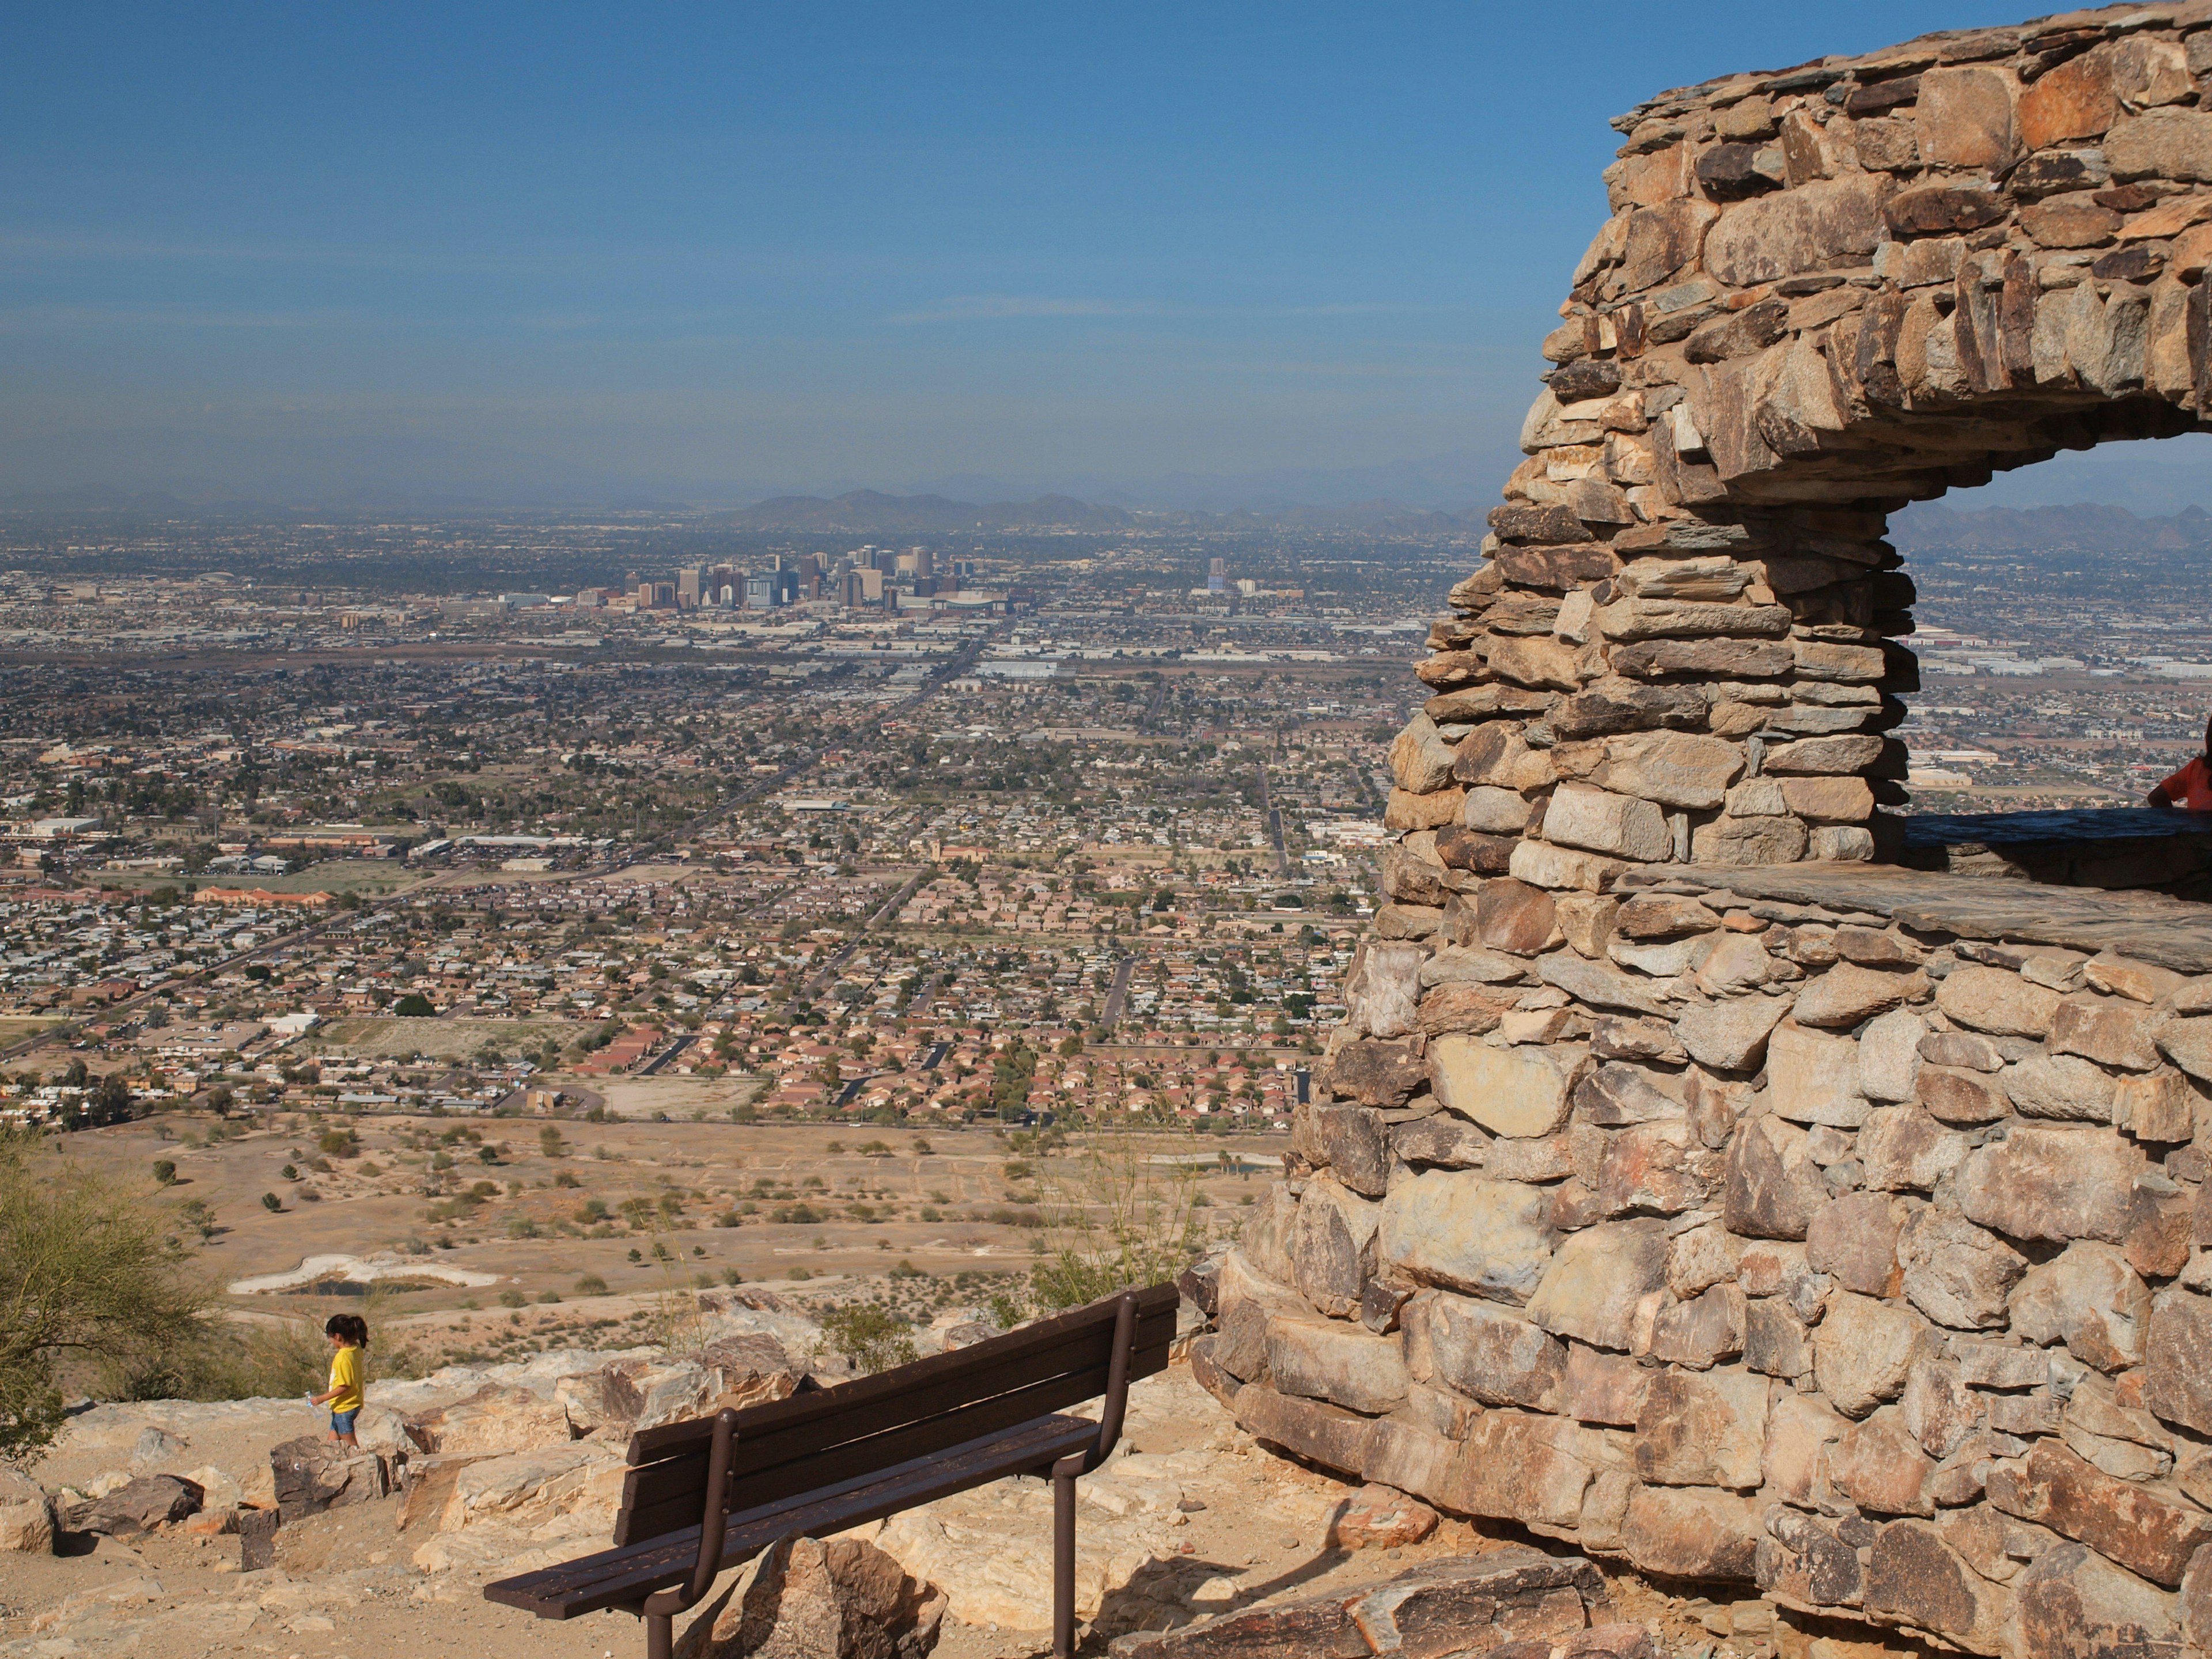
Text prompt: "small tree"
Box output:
[[260, 1192, 282, 1212], [1, 1141, 209, 1460]]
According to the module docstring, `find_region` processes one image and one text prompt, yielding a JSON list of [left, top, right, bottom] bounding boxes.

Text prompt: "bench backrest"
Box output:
[[613, 1281, 1179, 1546]]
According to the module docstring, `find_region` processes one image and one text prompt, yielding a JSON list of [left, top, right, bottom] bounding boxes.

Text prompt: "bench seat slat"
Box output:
[[624, 1285, 1177, 1467], [486, 1413, 1099, 1619], [704, 1309, 1171, 1482], [615, 1317, 1173, 1544], [619, 1362, 1139, 1543]]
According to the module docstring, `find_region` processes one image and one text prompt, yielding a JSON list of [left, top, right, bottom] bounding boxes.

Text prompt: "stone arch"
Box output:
[[1202, 16, 2212, 1656], [1396, 3, 2212, 878]]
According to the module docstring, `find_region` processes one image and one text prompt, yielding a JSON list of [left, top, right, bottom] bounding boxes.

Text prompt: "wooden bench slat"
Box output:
[[626, 1310, 1146, 1493], [624, 1285, 1176, 1467], [613, 1310, 1173, 1543], [616, 1351, 1160, 1543], [486, 1413, 1099, 1619]]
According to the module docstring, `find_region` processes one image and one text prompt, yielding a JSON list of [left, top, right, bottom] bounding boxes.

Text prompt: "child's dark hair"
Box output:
[[324, 1313, 369, 1348]]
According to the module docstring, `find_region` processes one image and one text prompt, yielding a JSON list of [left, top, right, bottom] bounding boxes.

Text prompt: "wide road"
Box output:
[[1255, 762, 1289, 877], [800, 868, 930, 1001], [1098, 953, 1136, 1029]]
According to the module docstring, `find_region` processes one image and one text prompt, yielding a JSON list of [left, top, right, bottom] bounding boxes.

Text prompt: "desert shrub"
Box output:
[[817, 1304, 915, 1374], [1001, 1142, 1205, 1325]]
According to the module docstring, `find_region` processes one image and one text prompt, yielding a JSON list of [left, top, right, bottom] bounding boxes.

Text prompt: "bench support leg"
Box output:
[[645, 1612, 673, 1659], [1053, 1452, 1082, 1657]]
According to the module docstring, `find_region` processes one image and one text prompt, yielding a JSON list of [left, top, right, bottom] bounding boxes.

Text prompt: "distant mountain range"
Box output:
[[721, 488, 1487, 535], [735, 493, 2212, 544], [725, 490, 1133, 532], [1893, 501, 2212, 554]]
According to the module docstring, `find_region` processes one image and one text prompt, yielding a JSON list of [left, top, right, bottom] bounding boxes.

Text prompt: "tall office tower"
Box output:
[[800, 552, 825, 596], [718, 584, 736, 608], [635, 579, 655, 605], [677, 567, 702, 609], [1208, 557, 1227, 594], [744, 572, 773, 609], [912, 547, 934, 581]]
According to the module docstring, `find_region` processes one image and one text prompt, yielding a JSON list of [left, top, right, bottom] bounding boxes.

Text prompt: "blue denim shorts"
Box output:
[[330, 1408, 359, 1436]]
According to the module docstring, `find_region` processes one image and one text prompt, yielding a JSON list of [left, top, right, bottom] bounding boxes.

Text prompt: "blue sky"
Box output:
[[5, 1, 2202, 507]]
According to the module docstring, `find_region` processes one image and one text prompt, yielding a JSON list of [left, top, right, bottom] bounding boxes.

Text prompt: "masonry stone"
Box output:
[[1429, 1033, 1578, 1138], [2009, 1242, 2150, 1373], [1959, 1124, 2146, 1245], [1239, 10, 2212, 1646], [1898, 1209, 2027, 1331], [1724, 1112, 1827, 1239], [1526, 1218, 1672, 1351], [1675, 994, 1790, 1070], [1768, 1020, 1871, 1127], [1380, 1171, 1558, 1304], [1404, 1290, 1567, 1412], [1817, 1291, 1933, 1418]]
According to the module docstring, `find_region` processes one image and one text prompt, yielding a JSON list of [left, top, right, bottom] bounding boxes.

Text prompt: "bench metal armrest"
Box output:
[[640, 1407, 737, 1642], [1064, 1289, 1138, 1480]]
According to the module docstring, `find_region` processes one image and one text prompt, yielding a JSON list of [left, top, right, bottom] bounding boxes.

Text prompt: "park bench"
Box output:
[[484, 1281, 1177, 1659]]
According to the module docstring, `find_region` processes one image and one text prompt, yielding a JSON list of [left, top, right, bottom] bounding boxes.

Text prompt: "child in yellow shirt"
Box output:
[[306, 1313, 368, 1447]]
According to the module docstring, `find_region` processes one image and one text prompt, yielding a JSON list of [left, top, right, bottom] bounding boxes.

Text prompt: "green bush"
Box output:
[[575, 1273, 609, 1294], [260, 1192, 282, 1212], [818, 1304, 916, 1374], [151, 1161, 177, 1186]]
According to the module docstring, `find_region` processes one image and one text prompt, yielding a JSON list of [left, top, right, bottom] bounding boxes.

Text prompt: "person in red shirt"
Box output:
[[2150, 716, 2212, 810]]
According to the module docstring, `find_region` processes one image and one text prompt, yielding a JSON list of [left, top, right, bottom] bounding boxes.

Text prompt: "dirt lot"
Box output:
[[301, 1017, 590, 1061], [78, 1111, 1274, 1373], [99, 859, 426, 899]]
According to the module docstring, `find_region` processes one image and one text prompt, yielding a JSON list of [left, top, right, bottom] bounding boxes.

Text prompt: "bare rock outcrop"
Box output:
[[676, 1535, 946, 1659]]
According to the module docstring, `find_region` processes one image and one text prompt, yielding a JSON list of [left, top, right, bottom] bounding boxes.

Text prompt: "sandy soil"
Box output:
[[64, 1113, 1272, 1376]]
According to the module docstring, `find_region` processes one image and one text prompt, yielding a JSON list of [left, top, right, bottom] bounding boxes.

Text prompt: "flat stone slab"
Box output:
[[1626, 862, 2212, 975]]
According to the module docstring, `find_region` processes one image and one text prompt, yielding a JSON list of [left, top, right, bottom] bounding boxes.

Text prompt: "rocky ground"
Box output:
[[0, 1298, 1934, 1659]]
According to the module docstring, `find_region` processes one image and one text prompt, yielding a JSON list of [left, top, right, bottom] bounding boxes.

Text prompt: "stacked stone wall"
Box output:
[[1402, 1, 2212, 871], [1208, 12, 2212, 1653], [1199, 882, 2212, 1655]]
